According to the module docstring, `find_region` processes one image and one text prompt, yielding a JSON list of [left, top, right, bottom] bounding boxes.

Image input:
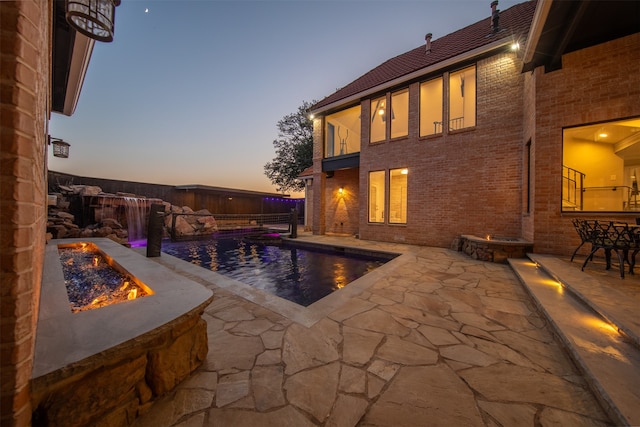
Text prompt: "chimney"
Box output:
[[490, 1, 500, 33], [425, 33, 432, 53]]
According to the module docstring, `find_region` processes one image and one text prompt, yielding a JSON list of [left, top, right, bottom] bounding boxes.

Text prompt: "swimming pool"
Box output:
[[161, 237, 396, 306]]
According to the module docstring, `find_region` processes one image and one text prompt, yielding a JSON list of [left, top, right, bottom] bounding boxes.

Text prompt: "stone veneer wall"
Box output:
[[31, 306, 209, 427], [456, 235, 534, 264], [0, 1, 50, 425]]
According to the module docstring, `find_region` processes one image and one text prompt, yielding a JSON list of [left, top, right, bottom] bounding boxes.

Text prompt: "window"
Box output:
[[325, 105, 361, 158], [368, 169, 409, 224], [562, 117, 640, 212], [370, 96, 386, 143], [390, 89, 409, 139], [448, 66, 476, 131], [389, 168, 408, 224], [420, 78, 443, 136], [368, 171, 385, 223], [370, 88, 409, 143]]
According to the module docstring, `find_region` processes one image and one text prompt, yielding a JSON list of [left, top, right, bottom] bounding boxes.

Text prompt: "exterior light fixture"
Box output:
[[66, 0, 121, 42], [510, 42, 520, 51], [338, 187, 344, 195], [49, 137, 70, 158]]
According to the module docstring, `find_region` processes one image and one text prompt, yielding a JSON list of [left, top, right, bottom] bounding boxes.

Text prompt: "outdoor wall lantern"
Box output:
[[49, 137, 70, 158], [66, 0, 121, 42], [338, 187, 345, 195]]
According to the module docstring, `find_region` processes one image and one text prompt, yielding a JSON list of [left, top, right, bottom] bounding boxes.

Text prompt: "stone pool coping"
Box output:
[[33, 238, 213, 380], [138, 239, 407, 328]]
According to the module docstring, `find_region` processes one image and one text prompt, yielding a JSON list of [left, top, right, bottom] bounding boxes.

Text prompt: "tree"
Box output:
[[264, 100, 316, 193]]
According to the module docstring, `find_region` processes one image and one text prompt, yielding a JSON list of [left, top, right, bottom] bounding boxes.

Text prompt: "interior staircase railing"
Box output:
[[563, 165, 585, 210]]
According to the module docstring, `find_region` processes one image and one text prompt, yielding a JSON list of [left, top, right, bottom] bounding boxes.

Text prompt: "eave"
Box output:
[[522, 0, 640, 73], [52, 0, 94, 116]]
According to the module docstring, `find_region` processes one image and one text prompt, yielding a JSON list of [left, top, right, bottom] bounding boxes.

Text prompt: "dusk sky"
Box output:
[[48, 0, 524, 197]]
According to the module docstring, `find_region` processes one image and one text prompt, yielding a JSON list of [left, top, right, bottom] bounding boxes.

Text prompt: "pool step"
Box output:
[[509, 256, 640, 426]]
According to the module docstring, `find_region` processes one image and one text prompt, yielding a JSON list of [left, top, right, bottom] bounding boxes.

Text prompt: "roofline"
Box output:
[[62, 33, 94, 116], [310, 36, 517, 116], [522, 0, 552, 67]]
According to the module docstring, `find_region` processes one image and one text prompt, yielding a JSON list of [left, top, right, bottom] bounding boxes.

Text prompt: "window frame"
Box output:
[[419, 77, 444, 137], [324, 105, 362, 159], [369, 87, 409, 144], [368, 170, 386, 223], [389, 168, 408, 224], [448, 65, 476, 132], [561, 116, 640, 213]]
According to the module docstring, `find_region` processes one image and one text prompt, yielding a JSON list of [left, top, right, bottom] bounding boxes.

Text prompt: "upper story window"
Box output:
[[370, 88, 409, 143], [325, 105, 361, 158], [419, 77, 443, 136], [562, 117, 640, 212], [449, 66, 476, 131]]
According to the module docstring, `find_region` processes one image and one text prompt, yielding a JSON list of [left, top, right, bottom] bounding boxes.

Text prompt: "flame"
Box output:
[[127, 288, 138, 300], [92, 256, 99, 267], [119, 280, 130, 291], [91, 295, 106, 306]]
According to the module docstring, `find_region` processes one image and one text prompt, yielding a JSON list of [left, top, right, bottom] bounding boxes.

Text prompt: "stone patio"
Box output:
[[130, 233, 635, 427]]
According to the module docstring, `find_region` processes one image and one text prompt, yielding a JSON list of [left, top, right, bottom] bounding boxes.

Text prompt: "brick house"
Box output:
[[1, 0, 639, 425], [307, 0, 640, 256], [1, 1, 100, 424]]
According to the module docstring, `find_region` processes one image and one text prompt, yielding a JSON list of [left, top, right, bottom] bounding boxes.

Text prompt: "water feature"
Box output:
[[92, 194, 150, 246], [123, 196, 147, 246], [161, 237, 396, 306]]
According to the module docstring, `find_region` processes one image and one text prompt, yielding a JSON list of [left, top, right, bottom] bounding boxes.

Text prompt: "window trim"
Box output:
[[448, 65, 477, 132], [369, 87, 410, 144]]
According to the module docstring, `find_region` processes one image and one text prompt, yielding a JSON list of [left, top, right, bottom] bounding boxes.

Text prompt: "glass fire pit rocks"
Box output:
[[58, 243, 151, 312]]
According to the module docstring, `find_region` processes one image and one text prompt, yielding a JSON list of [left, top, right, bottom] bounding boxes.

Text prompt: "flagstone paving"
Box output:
[[132, 235, 617, 427]]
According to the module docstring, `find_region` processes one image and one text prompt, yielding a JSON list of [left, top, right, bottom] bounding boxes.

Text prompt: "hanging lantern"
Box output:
[[50, 138, 71, 158], [65, 0, 121, 43]]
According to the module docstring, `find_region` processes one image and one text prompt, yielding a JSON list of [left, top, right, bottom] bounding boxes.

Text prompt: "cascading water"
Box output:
[[124, 196, 147, 247], [89, 194, 149, 247]]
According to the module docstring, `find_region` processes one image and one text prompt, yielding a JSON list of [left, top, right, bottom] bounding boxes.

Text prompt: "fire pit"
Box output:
[[58, 242, 152, 312], [458, 234, 534, 263], [32, 238, 213, 426]]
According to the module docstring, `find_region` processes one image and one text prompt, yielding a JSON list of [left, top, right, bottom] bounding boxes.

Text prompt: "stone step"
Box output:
[[509, 257, 640, 426], [528, 254, 640, 349]]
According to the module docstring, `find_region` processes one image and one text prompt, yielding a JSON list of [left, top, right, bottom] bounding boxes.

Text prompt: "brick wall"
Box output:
[[531, 33, 640, 255], [357, 52, 526, 247], [0, 1, 50, 425], [324, 168, 359, 236]]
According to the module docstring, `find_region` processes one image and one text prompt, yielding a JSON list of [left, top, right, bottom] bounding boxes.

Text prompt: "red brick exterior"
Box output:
[[312, 51, 527, 246], [528, 33, 640, 255], [0, 1, 50, 425], [311, 34, 640, 257]]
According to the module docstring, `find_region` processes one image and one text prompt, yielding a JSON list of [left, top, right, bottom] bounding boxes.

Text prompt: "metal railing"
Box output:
[[562, 165, 585, 210]]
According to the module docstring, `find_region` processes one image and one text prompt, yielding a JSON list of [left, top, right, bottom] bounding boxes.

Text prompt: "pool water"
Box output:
[[161, 238, 393, 306]]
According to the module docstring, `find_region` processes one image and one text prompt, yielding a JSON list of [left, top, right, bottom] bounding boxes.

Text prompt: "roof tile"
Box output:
[[311, 0, 537, 112]]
